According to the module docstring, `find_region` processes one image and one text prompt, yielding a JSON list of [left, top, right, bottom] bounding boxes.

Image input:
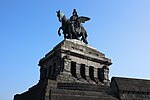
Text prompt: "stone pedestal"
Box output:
[[14, 39, 113, 100], [38, 39, 112, 84], [14, 39, 150, 100]]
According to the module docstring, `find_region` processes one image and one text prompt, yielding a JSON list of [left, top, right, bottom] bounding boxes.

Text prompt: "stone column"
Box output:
[[85, 66, 94, 84], [85, 65, 89, 79], [76, 63, 82, 79], [85, 66, 94, 83], [94, 68, 99, 83], [63, 58, 71, 75], [103, 66, 110, 85]]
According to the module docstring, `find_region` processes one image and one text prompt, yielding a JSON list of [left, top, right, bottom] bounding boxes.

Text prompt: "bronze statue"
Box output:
[[70, 9, 80, 37], [56, 9, 90, 44]]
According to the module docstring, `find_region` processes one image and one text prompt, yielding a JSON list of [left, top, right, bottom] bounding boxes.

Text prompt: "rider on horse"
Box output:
[[56, 9, 90, 44], [70, 9, 81, 39]]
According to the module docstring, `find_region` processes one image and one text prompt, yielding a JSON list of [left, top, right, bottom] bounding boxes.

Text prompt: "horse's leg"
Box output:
[[63, 32, 66, 39], [84, 38, 88, 44], [82, 35, 88, 44], [80, 27, 88, 44], [80, 26, 88, 44], [58, 27, 62, 36]]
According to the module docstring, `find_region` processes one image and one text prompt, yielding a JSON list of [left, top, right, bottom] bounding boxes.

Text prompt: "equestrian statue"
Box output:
[[56, 9, 90, 44]]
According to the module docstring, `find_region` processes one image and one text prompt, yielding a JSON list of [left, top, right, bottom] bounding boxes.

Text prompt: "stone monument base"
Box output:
[[14, 39, 114, 100], [15, 39, 150, 100]]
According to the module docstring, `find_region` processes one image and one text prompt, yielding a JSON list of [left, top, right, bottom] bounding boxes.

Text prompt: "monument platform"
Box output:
[[14, 39, 150, 100], [14, 39, 115, 100]]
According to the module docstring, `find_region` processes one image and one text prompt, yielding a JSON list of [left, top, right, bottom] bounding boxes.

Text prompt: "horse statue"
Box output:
[[56, 10, 90, 44]]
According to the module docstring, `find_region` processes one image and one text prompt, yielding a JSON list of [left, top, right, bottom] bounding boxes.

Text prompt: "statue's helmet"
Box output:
[[73, 9, 77, 16]]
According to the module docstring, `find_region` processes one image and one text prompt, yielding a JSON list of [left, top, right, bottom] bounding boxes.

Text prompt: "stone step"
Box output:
[[57, 82, 109, 92], [50, 88, 118, 100], [51, 94, 118, 100]]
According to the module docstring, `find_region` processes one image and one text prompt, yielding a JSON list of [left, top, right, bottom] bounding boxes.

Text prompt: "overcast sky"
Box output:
[[0, 0, 150, 100]]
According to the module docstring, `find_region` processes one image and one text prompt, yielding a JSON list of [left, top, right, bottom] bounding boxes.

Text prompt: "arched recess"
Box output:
[[98, 68, 104, 82], [80, 64, 86, 79], [89, 66, 94, 81], [71, 61, 76, 77]]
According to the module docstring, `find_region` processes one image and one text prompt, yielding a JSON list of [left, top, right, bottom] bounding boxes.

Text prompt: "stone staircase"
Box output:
[[57, 83, 107, 92], [49, 83, 118, 100], [50, 88, 118, 100]]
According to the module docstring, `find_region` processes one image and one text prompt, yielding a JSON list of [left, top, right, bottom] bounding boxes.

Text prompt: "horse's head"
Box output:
[[56, 10, 65, 22]]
